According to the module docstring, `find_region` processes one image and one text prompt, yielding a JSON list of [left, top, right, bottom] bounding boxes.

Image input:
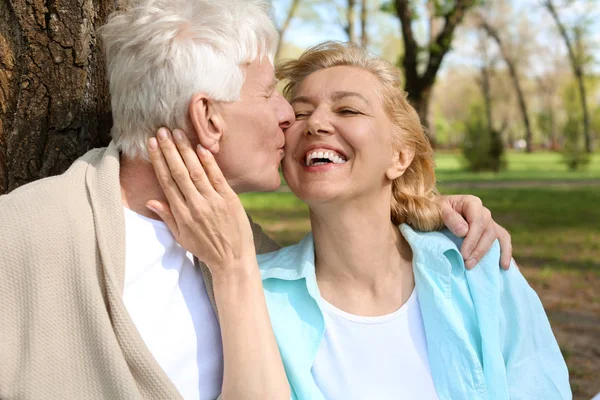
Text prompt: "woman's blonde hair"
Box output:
[[277, 41, 443, 231]]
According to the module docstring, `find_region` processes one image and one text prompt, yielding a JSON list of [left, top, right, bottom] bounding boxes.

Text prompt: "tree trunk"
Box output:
[[275, 0, 301, 61], [574, 68, 591, 152], [405, 82, 435, 148], [0, 0, 115, 194], [543, 0, 592, 152], [504, 56, 533, 153], [360, 0, 368, 48], [345, 0, 356, 44], [395, 0, 476, 148], [481, 21, 534, 153], [481, 65, 493, 136]]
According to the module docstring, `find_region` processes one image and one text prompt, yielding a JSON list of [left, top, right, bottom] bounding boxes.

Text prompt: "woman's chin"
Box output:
[[290, 187, 344, 205]]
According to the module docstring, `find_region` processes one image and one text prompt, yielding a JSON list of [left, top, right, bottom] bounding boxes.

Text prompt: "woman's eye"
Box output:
[[339, 109, 360, 115], [295, 112, 310, 119]]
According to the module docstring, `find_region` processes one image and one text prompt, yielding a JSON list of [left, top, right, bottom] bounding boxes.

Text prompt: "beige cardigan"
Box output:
[[0, 142, 280, 399]]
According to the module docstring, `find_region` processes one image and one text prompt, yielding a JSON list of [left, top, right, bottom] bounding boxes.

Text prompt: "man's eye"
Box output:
[[295, 112, 310, 119], [339, 109, 360, 115]]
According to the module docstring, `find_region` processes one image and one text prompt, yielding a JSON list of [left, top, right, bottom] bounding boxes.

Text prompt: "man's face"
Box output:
[[214, 57, 294, 193]]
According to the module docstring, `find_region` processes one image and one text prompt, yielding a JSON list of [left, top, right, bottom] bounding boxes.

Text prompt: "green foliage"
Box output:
[[460, 102, 506, 172], [562, 113, 590, 170], [379, 0, 396, 15], [536, 111, 553, 141], [561, 81, 590, 170]]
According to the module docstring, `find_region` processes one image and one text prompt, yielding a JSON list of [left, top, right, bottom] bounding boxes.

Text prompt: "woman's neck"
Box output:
[[309, 194, 415, 316]]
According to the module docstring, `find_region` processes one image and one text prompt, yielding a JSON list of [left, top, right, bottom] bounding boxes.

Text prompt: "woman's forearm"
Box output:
[[212, 261, 290, 400]]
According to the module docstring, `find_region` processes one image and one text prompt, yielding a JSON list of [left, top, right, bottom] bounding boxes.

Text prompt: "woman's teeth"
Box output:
[[305, 150, 348, 166]]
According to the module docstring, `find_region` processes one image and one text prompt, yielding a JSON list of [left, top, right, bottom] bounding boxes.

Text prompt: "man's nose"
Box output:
[[276, 93, 295, 130]]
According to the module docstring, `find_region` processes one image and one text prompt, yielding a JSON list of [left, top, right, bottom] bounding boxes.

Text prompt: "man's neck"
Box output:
[[119, 155, 166, 220]]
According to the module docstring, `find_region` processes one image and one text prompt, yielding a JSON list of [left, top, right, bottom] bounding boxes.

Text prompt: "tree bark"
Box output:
[[543, 0, 592, 152], [481, 21, 534, 153], [0, 0, 115, 193], [395, 0, 477, 148]]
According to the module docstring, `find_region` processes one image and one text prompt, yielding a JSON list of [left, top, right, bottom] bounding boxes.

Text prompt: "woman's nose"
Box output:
[[306, 110, 333, 136]]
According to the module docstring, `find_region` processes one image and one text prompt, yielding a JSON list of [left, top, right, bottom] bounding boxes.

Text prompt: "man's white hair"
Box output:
[[98, 0, 279, 159]]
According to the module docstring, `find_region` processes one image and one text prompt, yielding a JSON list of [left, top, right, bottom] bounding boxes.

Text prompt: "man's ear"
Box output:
[[189, 93, 224, 153], [386, 147, 415, 181]]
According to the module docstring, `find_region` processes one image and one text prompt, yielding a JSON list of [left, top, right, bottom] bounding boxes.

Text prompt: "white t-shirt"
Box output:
[[122, 207, 223, 400], [312, 289, 439, 400]]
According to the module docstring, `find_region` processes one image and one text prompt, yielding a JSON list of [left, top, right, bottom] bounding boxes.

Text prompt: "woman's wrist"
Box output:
[[210, 257, 261, 289]]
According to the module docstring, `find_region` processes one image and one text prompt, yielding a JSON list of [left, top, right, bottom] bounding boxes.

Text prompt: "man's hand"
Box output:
[[441, 195, 512, 270]]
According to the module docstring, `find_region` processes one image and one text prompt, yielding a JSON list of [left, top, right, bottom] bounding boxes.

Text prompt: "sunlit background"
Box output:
[[240, 1, 600, 398]]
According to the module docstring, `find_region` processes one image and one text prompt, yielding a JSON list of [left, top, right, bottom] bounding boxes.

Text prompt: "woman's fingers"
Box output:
[[155, 128, 204, 201], [196, 144, 236, 197], [148, 135, 187, 212], [171, 129, 213, 197], [496, 223, 513, 270]]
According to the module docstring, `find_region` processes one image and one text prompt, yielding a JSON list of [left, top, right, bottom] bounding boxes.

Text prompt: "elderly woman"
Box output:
[[148, 42, 570, 399]]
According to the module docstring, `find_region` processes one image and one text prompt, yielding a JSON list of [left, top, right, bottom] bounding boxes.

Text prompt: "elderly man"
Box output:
[[0, 0, 512, 399]]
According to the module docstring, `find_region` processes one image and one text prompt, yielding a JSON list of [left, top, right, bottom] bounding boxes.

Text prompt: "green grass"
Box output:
[[440, 187, 600, 273], [243, 151, 600, 270], [242, 186, 600, 273], [434, 151, 600, 183]]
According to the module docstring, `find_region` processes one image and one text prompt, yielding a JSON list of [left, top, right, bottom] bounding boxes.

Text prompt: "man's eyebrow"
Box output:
[[290, 95, 312, 104], [267, 79, 278, 92]]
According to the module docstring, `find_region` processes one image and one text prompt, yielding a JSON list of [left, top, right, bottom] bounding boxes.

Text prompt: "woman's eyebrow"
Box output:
[[331, 91, 369, 104], [291, 91, 369, 105]]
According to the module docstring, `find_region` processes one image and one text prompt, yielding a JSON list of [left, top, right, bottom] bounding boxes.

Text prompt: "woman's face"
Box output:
[[282, 65, 400, 205]]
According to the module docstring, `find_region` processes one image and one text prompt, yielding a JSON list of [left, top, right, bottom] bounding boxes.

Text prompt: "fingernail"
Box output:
[[466, 258, 476, 269], [157, 128, 168, 140], [148, 137, 158, 150], [456, 224, 468, 237], [197, 144, 207, 154], [173, 129, 184, 142]]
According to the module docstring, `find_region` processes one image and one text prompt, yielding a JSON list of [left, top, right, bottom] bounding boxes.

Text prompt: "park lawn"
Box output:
[[240, 185, 600, 399], [242, 186, 600, 271], [434, 150, 600, 183]]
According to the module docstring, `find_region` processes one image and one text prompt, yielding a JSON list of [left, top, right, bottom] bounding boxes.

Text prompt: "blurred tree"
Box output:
[[461, 100, 506, 172], [275, 0, 302, 60], [380, 0, 480, 147], [0, 0, 114, 193], [339, 0, 369, 47], [345, 0, 357, 44], [542, 0, 594, 152], [479, 18, 534, 152], [360, 0, 369, 47], [561, 77, 596, 168]]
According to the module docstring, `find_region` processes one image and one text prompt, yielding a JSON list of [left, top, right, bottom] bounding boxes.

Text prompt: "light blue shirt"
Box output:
[[258, 224, 571, 400]]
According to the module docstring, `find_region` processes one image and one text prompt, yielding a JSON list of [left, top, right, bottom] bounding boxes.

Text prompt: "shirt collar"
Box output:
[[258, 224, 464, 282]]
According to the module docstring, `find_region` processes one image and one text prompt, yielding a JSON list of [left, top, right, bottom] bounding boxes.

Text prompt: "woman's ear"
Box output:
[[386, 147, 415, 180], [189, 93, 224, 153]]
